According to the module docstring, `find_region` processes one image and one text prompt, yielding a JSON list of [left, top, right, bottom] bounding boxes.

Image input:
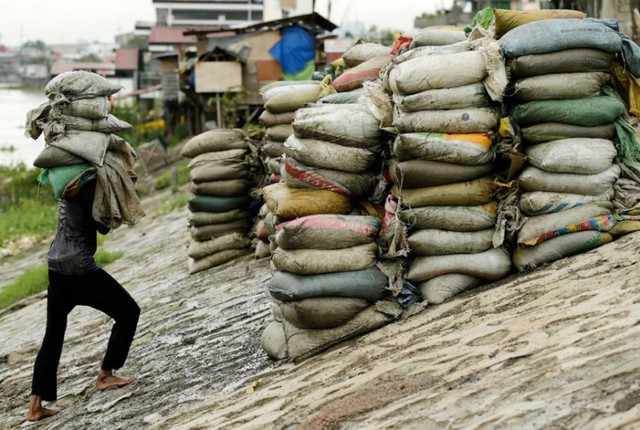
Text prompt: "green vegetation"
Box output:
[[153, 160, 190, 191], [0, 165, 57, 248], [0, 248, 124, 310]]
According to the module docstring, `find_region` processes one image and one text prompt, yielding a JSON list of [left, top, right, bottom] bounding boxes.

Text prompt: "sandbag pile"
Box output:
[[259, 89, 399, 360], [260, 211, 395, 361], [498, 16, 631, 271], [180, 129, 254, 274], [384, 38, 512, 305], [258, 80, 330, 182]]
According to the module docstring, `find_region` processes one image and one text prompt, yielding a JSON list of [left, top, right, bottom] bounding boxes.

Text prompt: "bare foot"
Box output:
[[96, 369, 136, 391], [27, 395, 60, 422]]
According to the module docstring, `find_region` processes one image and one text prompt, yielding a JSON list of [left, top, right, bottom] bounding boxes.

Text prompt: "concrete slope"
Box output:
[[1, 205, 639, 430]]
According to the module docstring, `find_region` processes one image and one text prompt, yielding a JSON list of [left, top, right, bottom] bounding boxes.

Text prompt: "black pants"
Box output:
[[31, 269, 140, 401]]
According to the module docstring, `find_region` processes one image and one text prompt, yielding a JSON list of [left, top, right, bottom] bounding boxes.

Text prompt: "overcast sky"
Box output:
[[0, 0, 451, 48]]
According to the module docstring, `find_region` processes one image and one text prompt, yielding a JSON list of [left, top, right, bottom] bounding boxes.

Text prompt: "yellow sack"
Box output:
[[393, 176, 495, 207], [494, 8, 586, 38], [262, 183, 353, 219]]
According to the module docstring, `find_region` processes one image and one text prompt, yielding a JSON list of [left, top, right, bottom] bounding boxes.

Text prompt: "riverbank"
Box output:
[[1, 161, 639, 428]]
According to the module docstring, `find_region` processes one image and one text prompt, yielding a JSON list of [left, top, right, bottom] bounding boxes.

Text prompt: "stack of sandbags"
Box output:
[[180, 129, 254, 274], [258, 80, 332, 182], [259, 97, 396, 360], [385, 40, 512, 304], [260, 212, 395, 361], [26, 71, 132, 170], [498, 17, 629, 271]]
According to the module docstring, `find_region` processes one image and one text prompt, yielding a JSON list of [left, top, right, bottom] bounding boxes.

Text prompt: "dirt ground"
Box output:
[[1, 183, 640, 429]]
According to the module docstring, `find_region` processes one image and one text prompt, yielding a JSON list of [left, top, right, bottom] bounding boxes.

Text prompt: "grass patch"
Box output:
[[0, 199, 58, 248], [153, 194, 189, 217], [0, 248, 124, 310]]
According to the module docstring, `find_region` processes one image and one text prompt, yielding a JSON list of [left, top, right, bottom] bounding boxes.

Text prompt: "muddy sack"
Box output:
[[47, 114, 131, 135], [394, 107, 501, 134], [51, 96, 111, 119], [417, 273, 485, 305], [271, 242, 378, 275], [499, 18, 622, 59], [318, 88, 365, 104], [409, 28, 467, 48], [393, 176, 495, 207], [188, 195, 249, 213], [261, 140, 286, 158], [519, 190, 614, 216], [262, 183, 353, 219], [342, 42, 391, 68], [292, 105, 382, 150], [260, 321, 288, 360], [393, 83, 489, 112], [521, 122, 616, 144], [408, 228, 494, 256], [519, 165, 621, 196], [332, 56, 390, 93], [281, 156, 374, 199], [258, 110, 295, 126], [188, 208, 250, 227], [188, 248, 250, 274], [280, 297, 370, 330], [512, 72, 610, 101], [45, 71, 123, 100], [513, 230, 613, 271], [388, 51, 487, 94], [189, 179, 252, 197], [517, 203, 612, 246], [493, 8, 587, 38], [393, 132, 494, 165], [284, 305, 394, 360], [264, 82, 325, 113], [275, 214, 380, 250], [284, 135, 376, 173], [390, 159, 493, 188], [508, 96, 625, 127], [187, 149, 247, 169], [407, 246, 512, 282], [47, 130, 111, 165], [524, 138, 617, 174], [189, 218, 251, 241], [189, 160, 249, 182], [265, 124, 293, 142], [187, 232, 251, 259], [269, 267, 388, 302], [181, 129, 247, 158], [401, 202, 498, 231], [508, 49, 614, 78]]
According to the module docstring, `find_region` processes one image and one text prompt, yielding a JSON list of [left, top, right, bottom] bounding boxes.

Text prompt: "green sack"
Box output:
[[508, 95, 626, 127], [38, 163, 93, 199]]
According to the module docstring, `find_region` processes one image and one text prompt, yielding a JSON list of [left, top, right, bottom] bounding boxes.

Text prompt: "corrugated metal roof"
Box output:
[[149, 27, 199, 44], [115, 48, 140, 71]]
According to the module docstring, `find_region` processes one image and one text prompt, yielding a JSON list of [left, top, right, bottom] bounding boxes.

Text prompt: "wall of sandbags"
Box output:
[[258, 54, 403, 361], [382, 29, 513, 305], [180, 129, 255, 274], [494, 12, 640, 270], [258, 12, 640, 361]]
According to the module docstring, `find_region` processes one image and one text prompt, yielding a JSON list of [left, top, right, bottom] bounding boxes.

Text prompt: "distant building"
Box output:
[[152, 0, 266, 28]]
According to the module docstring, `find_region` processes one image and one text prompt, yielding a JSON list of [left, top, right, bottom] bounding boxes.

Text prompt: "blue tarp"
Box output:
[[269, 25, 315, 75]]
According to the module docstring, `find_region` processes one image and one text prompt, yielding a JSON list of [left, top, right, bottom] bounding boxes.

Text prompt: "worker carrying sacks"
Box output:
[[26, 71, 145, 230], [180, 128, 256, 274]]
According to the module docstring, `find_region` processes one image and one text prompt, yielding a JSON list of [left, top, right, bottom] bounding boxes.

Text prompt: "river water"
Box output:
[[0, 88, 48, 168]]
